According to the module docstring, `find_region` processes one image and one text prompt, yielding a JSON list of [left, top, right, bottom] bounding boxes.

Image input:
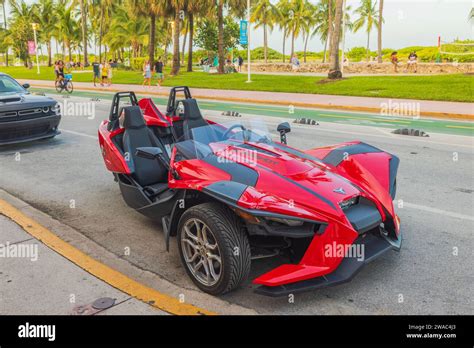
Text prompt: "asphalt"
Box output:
[[0, 92, 472, 315]]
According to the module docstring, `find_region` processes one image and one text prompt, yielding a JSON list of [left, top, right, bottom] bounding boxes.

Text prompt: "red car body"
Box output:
[[99, 90, 401, 296]]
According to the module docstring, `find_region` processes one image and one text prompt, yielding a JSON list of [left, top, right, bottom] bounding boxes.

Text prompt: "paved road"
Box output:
[[0, 92, 472, 314], [0, 215, 165, 315]]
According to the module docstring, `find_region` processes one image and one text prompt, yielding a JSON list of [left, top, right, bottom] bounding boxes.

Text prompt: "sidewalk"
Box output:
[[0, 214, 165, 315], [20, 79, 473, 120]]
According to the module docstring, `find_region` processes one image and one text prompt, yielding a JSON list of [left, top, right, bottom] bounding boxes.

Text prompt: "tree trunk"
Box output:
[[47, 40, 52, 67], [99, 5, 103, 61], [80, 0, 88, 65], [263, 23, 268, 63], [148, 13, 156, 66], [327, 0, 333, 56], [366, 31, 370, 61], [187, 13, 194, 72], [328, 0, 343, 79], [290, 29, 295, 58], [171, 10, 181, 75], [377, 0, 383, 63], [217, 0, 225, 74], [303, 33, 309, 63], [282, 28, 286, 63], [2, 1, 7, 66], [322, 36, 328, 63], [182, 21, 188, 65]]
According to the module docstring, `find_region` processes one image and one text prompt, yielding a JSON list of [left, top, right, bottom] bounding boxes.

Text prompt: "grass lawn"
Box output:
[[1, 66, 472, 102]]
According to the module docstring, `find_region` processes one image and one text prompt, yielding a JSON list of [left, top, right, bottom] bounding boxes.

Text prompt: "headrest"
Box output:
[[120, 106, 146, 129], [180, 99, 203, 121]]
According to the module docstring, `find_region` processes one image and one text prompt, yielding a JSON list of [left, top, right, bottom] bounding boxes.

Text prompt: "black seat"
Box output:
[[121, 106, 169, 196], [176, 99, 219, 143]]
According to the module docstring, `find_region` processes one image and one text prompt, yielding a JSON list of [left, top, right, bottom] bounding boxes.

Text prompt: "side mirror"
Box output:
[[22, 83, 30, 89], [136, 147, 163, 160], [277, 122, 291, 145]]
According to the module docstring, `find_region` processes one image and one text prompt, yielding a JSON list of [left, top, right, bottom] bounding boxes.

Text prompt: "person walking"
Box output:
[[238, 56, 243, 72], [92, 59, 100, 86], [101, 61, 108, 86], [142, 59, 152, 87], [107, 59, 113, 86], [153, 57, 164, 87]]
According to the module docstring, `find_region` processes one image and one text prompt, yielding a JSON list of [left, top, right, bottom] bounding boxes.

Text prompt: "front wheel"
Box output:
[[177, 203, 251, 295]]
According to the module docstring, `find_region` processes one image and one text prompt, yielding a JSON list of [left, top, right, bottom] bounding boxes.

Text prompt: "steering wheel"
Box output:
[[223, 124, 248, 140]]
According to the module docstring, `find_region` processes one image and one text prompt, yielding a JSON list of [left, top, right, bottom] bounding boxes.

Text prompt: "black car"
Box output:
[[0, 73, 61, 145]]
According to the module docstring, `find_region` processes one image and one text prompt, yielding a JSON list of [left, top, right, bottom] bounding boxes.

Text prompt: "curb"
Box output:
[[29, 83, 474, 121]]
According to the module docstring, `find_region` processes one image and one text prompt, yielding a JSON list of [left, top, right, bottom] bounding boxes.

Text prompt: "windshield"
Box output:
[[174, 118, 275, 161], [0, 75, 26, 94], [191, 119, 272, 146]]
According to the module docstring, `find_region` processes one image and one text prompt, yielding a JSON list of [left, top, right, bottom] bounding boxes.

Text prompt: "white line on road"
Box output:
[[61, 129, 97, 140], [404, 202, 474, 222]]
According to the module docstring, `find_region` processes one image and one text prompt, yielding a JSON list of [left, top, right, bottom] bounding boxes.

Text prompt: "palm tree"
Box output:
[[104, 3, 149, 58], [312, 0, 333, 63], [251, 0, 281, 63], [37, 0, 56, 66], [353, 0, 379, 62], [328, 0, 343, 79], [217, 0, 245, 74], [8, 0, 36, 66], [0, 0, 8, 66], [276, 0, 290, 62], [186, 0, 213, 72], [286, 0, 310, 59], [377, 0, 383, 63], [79, 0, 88, 65]]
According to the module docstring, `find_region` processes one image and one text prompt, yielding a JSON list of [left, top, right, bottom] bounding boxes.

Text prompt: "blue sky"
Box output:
[[5, 0, 474, 53]]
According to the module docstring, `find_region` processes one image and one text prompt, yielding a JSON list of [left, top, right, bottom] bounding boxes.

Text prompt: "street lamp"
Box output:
[[31, 23, 40, 74], [246, 0, 251, 83]]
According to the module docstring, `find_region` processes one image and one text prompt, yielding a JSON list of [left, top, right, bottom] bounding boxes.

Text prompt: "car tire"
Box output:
[[177, 202, 251, 295]]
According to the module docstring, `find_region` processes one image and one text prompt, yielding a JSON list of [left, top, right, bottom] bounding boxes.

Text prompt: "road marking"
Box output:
[[446, 125, 474, 130], [61, 129, 97, 139], [0, 199, 216, 315], [404, 202, 474, 221], [319, 113, 412, 124]]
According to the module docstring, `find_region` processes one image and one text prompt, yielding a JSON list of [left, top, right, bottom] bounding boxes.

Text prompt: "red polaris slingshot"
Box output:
[[98, 87, 402, 296]]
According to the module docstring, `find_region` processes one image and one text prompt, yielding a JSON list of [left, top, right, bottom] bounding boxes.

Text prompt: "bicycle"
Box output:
[[55, 73, 74, 94]]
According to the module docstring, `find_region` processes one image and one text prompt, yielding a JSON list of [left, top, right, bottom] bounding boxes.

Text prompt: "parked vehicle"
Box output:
[[98, 87, 402, 296], [0, 73, 61, 145]]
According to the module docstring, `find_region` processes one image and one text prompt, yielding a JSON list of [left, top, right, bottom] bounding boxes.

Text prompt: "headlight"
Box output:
[[339, 196, 359, 210], [42, 106, 49, 113], [265, 217, 304, 227], [50, 103, 61, 115]]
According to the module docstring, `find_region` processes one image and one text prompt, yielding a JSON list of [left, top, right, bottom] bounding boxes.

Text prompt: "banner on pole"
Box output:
[[240, 20, 248, 45], [27, 41, 36, 55]]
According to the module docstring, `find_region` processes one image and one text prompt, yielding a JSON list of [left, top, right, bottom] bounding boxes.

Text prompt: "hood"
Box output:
[[212, 141, 361, 215], [0, 92, 56, 112]]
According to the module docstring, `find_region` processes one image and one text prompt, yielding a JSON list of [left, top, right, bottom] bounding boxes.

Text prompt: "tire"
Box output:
[[66, 81, 73, 93], [55, 80, 62, 93], [177, 202, 251, 295]]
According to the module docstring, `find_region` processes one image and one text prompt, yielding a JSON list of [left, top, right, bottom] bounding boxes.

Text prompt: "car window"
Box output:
[[0, 76, 25, 93]]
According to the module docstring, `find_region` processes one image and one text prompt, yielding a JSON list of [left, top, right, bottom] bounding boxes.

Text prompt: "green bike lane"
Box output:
[[33, 87, 474, 137]]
